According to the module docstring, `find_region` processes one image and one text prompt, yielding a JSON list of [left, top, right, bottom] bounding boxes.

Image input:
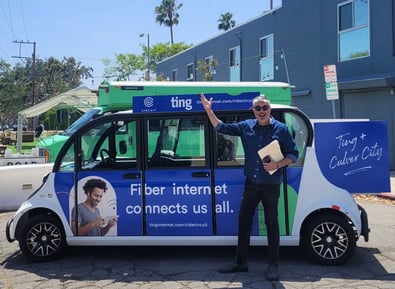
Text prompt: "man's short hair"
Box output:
[[252, 95, 270, 106], [83, 178, 108, 194]]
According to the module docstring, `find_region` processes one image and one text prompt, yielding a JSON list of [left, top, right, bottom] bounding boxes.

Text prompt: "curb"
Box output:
[[378, 193, 395, 200]]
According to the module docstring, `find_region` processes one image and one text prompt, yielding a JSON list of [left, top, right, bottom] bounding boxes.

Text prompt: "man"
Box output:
[[201, 93, 299, 281], [71, 178, 117, 236]]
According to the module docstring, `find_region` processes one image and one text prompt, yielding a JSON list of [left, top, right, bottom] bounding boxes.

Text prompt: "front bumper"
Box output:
[[358, 204, 369, 242], [6, 217, 15, 242]]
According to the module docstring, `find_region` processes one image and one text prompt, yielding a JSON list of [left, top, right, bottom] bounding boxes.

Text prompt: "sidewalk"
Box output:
[[1, 199, 395, 289]]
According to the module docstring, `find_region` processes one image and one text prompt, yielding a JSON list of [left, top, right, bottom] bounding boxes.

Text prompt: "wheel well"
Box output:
[[299, 208, 358, 246], [15, 208, 63, 241]]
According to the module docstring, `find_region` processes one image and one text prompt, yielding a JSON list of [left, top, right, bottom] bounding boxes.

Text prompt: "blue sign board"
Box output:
[[133, 92, 259, 113], [144, 170, 213, 236], [314, 121, 390, 193]]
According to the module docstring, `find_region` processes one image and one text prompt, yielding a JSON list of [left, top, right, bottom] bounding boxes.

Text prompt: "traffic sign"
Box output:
[[325, 81, 339, 100], [324, 64, 337, 82]]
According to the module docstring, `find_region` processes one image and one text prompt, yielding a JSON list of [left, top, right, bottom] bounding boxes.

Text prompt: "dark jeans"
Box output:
[[235, 178, 280, 265]]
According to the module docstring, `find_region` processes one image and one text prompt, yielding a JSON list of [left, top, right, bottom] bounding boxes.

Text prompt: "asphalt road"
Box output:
[[1, 197, 394, 289]]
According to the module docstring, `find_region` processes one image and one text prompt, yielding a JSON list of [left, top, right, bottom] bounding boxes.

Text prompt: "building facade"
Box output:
[[156, 0, 395, 170]]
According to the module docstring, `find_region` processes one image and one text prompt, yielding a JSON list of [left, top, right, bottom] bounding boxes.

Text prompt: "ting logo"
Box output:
[[170, 96, 192, 111]]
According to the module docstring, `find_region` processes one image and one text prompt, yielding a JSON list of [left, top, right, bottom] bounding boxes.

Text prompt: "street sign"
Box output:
[[325, 81, 339, 100], [324, 64, 339, 101], [324, 64, 337, 82]]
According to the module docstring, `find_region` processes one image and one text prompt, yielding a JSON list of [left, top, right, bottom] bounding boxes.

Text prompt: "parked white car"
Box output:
[[0, 163, 52, 211]]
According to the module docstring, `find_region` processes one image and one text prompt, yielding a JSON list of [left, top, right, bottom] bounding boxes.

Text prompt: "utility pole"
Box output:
[[139, 33, 150, 81], [13, 40, 37, 112], [13, 40, 37, 109], [235, 32, 242, 81], [147, 33, 150, 81], [12, 40, 37, 152]]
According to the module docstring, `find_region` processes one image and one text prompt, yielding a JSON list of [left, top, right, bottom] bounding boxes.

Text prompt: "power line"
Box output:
[[12, 40, 37, 152], [12, 40, 36, 100], [6, 0, 15, 39], [0, 0, 14, 39], [19, 0, 29, 40]]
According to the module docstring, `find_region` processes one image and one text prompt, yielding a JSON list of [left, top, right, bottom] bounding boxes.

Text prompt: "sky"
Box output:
[[0, 0, 273, 88]]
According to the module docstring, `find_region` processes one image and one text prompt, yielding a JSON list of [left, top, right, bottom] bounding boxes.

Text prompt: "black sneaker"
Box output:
[[266, 264, 279, 281], [218, 262, 248, 273]]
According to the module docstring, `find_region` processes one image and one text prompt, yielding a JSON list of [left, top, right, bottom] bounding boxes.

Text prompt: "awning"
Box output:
[[19, 86, 97, 118], [338, 74, 395, 91], [16, 86, 97, 152]]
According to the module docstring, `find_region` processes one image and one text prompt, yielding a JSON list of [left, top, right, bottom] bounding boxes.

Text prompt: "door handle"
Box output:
[[191, 172, 210, 177], [123, 173, 141, 179]]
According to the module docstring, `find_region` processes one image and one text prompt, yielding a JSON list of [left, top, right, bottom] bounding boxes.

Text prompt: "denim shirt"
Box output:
[[214, 117, 299, 184]]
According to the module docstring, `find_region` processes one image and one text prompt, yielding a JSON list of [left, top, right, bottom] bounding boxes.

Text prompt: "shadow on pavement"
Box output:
[[2, 245, 394, 287]]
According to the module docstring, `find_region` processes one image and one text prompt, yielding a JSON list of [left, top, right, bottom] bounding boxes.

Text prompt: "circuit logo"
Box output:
[[143, 97, 154, 107]]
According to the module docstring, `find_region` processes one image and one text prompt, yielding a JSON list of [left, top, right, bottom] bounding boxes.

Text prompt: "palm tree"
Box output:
[[218, 12, 236, 31], [155, 0, 183, 44]]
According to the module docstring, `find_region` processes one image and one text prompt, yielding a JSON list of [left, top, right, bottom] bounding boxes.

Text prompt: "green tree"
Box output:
[[36, 57, 90, 99], [155, 0, 183, 44], [218, 12, 236, 31], [36, 57, 93, 100], [0, 60, 29, 126], [103, 42, 192, 81], [142, 42, 192, 73], [103, 54, 145, 81], [0, 57, 93, 128], [197, 58, 218, 81]]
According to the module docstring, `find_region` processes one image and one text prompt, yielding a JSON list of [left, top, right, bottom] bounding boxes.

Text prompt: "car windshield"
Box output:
[[60, 108, 102, 136]]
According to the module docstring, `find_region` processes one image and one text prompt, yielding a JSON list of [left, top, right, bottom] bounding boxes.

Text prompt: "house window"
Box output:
[[229, 48, 239, 67], [259, 34, 274, 81], [205, 56, 215, 74], [338, 0, 370, 61], [172, 69, 178, 81], [229, 46, 241, 81], [229, 49, 235, 67], [205, 57, 211, 68], [260, 38, 268, 59], [187, 63, 194, 80], [260, 36, 273, 59]]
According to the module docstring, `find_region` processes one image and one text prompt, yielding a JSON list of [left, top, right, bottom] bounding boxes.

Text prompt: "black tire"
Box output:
[[19, 214, 66, 262], [302, 213, 356, 265]]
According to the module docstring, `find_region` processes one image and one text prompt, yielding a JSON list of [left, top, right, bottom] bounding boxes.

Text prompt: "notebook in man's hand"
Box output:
[[257, 140, 284, 175]]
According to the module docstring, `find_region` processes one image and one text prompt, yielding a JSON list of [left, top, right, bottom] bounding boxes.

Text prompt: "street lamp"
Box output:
[[139, 33, 150, 81]]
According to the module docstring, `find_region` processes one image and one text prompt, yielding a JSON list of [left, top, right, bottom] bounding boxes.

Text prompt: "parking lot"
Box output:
[[0, 196, 394, 289]]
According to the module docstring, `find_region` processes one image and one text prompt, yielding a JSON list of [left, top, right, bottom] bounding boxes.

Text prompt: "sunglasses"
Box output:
[[253, 105, 270, 111]]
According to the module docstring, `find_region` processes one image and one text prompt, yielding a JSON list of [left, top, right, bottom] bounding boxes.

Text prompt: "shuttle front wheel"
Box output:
[[302, 213, 357, 265], [19, 214, 66, 262]]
